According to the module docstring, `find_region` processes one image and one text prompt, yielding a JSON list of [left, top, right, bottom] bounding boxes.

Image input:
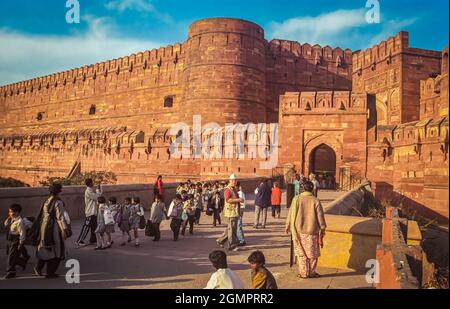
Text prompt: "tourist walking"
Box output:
[[3, 204, 31, 279], [216, 174, 243, 251], [129, 197, 145, 247], [285, 181, 327, 279], [209, 191, 223, 226], [294, 174, 301, 196], [31, 183, 71, 278], [117, 197, 132, 246], [202, 184, 212, 222], [76, 178, 102, 246], [254, 179, 270, 229], [169, 194, 184, 241], [312, 175, 320, 198], [194, 188, 203, 225], [236, 182, 246, 246], [150, 194, 166, 241], [181, 194, 196, 235], [94, 196, 107, 250], [271, 182, 282, 219], [154, 175, 164, 200], [103, 197, 117, 248]]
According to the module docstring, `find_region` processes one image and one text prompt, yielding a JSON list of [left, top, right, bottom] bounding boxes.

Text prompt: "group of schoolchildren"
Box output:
[[175, 180, 228, 227], [83, 179, 240, 249], [93, 195, 146, 250], [172, 180, 246, 245]]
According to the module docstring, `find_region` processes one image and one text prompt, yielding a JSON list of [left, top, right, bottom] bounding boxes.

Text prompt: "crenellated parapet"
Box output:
[[268, 39, 353, 68], [352, 32, 408, 74], [280, 91, 367, 114], [352, 31, 442, 124], [373, 117, 449, 163], [0, 127, 133, 153], [0, 42, 186, 99]]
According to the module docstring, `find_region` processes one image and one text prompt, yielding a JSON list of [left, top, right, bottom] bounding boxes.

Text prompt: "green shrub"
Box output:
[[0, 177, 30, 188], [39, 171, 117, 187]]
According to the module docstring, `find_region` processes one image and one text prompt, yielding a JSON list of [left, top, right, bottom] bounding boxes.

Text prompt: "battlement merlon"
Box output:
[[0, 41, 187, 96]]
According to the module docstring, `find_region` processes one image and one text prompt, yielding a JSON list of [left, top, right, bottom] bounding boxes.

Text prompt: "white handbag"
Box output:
[[104, 209, 115, 225], [63, 211, 71, 225], [181, 210, 188, 221]]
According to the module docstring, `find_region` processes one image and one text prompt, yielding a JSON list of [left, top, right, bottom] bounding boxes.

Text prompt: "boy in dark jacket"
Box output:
[[208, 191, 223, 226]]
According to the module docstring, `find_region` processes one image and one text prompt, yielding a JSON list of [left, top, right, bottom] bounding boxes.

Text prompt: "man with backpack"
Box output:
[[216, 174, 244, 252]]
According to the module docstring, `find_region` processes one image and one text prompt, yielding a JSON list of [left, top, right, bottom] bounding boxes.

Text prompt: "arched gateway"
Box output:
[[308, 143, 337, 189]]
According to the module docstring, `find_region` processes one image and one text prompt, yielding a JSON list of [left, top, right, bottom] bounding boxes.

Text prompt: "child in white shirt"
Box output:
[[205, 250, 244, 289], [4, 204, 30, 279]]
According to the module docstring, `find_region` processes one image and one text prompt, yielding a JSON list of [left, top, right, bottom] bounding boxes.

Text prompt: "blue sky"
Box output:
[[0, 0, 448, 85]]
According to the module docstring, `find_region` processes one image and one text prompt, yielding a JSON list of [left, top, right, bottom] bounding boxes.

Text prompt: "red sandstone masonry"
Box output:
[[278, 91, 368, 181], [0, 20, 448, 223], [0, 18, 353, 185], [376, 207, 422, 289]]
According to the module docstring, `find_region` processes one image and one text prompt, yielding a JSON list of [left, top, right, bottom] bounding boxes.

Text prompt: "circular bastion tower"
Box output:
[[181, 18, 267, 125]]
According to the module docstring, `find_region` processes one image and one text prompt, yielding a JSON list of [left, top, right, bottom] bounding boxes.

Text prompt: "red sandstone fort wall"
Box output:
[[420, 48, 449, 119], [352, 32, 442, 125], [0, 19, 448, 222], [366, 46, 449, 222], [265, 40, 352, 123], [367, 117, 449, 222], [181, 18, 268, 125], [0, 41, 197, 185], [0, 18, 354, 185]]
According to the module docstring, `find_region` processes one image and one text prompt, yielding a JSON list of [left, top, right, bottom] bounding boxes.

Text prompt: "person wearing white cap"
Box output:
[[216, 174, 243, 252]]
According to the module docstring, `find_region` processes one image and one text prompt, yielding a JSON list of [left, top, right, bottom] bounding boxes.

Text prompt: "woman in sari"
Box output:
[[29, 183, 71, 278], [285, 181, 326, 279]]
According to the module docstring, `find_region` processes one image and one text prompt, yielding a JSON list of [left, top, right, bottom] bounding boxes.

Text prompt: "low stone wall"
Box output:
[[319, 214, 382, 271], [0, 184, 156, 229], [319, 214, 422, 272], [0, 177, 267, 232], [324, 181, 372, 215], [376, 207, 424, 289]]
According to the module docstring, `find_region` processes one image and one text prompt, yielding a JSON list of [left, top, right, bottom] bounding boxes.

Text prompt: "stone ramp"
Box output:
[[318, 190, 347, 207], [279, 190, 346, 208]]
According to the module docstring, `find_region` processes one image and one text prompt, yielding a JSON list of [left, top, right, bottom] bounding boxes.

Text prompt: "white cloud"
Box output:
[[0, 15, 164, 86], [105, 0, 172, 23], [269, 9, 367, 46], [368, 18, 417, 46], [105, 0, 154, 12], [268, 9, 418, 49]]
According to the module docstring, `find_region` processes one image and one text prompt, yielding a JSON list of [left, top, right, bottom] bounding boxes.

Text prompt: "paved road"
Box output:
[[0, 190, 372, 289]]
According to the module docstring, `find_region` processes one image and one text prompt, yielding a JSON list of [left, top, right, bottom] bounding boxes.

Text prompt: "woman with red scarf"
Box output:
[[154, 175, 164, 200]]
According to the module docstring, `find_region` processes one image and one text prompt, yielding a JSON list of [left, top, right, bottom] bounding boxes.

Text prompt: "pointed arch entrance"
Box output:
[[308, 143, 337, 189]]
